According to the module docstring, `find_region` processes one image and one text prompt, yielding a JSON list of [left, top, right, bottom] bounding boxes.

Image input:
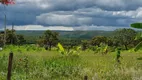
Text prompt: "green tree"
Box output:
[[37, 36, 45, 47], [107, 37, 114, 46], [0, 31, 4, 46], [90, 36, 108, 46], [114, 28, 136, 50], [60, 39, 81, 51], [17, 35, 26, 45], [39, 30, 59, 50], [6, 29, 17, 44], [81, 40, 89, 50], [0, 29, 26, 45]]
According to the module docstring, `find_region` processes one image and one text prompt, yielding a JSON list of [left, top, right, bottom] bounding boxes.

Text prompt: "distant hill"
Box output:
[[16, 30, 114, 39]]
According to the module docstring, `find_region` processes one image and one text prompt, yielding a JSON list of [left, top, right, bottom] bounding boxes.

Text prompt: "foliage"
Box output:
[[59, 39, 81, 51], [113, 28, 136, 50], [131, 23, 142, 51], [43, 56, 84, 79], [37, 37, 45, 47], [57, 43, 65, 55], [81, 40, 89, 51], [91, 43, 109, 54], [38, 30, 59, 50], [134, 41, 142, 51], [0, 29, 26, 46], [1, 27, 142, 79], [135, 32, 142, 40], [131, 23, 142, 29], [0, 33, 4, 47], [16, 30, 113, 40], [90, 36, 108, 46], [57, 43, 80, 56], [0, 47, 142, 80], [17, 35, 26, 45], [2, 45, 46, 53], [15, 30, 140, 50]]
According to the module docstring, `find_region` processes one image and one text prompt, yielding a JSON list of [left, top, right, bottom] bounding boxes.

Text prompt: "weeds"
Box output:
[[0, 45, 142, 80]]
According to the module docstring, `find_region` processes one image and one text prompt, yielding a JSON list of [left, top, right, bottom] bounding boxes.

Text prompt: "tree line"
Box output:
[[0, 28, 141, 51]]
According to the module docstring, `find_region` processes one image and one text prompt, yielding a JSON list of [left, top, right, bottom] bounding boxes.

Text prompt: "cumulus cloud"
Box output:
[[36, 14, 78, 26], [36, 7, 142, 27], [36, 13, 92, 26]]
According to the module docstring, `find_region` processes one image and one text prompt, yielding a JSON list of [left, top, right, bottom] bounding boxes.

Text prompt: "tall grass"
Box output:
[[0, 45, 142, 80]]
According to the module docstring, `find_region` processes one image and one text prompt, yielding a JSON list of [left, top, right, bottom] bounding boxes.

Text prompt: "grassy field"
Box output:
[[0, 45, 142, 80]]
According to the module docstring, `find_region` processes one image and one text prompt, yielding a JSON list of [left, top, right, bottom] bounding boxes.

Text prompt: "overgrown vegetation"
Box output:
[[0, 27, 142, 80], [0, 45, 142, 80]]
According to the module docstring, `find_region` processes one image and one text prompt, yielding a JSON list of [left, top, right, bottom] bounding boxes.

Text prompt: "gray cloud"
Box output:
[[0, 0, 142, 30], [36, 13, 93, 26]]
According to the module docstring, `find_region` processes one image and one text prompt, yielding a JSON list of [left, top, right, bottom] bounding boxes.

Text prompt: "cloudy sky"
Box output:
[[0, 0, 142, 31]]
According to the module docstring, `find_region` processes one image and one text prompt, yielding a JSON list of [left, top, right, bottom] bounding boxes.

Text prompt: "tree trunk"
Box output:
[[49, 43, 52, 51], [124, 44, 128, 50], [45, 42, 49, 50]]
